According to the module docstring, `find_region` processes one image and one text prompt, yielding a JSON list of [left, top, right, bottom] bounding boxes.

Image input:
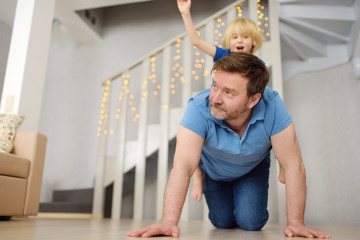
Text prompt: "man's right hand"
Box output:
[[126, 221, 180, 238]]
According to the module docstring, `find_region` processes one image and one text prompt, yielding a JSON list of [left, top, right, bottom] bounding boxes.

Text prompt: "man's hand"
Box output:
[[126, 221, 180, 238], [284, 222, 331, 239]]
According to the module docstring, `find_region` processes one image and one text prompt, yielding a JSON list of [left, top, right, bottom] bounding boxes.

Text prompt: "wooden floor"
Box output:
[[0, 215, 357, 239]]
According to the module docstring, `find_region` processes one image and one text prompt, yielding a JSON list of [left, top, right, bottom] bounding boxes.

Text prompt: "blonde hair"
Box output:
[[222, 18, 263, 54]]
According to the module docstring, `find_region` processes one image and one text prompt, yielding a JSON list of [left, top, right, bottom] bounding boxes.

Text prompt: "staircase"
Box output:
[[39, 188, 93, 214], [279, 0, 360, 81], [39, 138, 176, 218]]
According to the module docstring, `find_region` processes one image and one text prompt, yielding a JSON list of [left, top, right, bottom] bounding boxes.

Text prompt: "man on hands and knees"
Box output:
[[127, 52, 331, 239]]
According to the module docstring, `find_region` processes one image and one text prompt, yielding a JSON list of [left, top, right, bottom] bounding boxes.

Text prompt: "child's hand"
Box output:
[[177, 0, 191, 14]]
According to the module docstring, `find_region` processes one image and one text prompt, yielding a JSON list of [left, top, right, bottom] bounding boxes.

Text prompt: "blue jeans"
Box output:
[[203, 158, 270, 231]]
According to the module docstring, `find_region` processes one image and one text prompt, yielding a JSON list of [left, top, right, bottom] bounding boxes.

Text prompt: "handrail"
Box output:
[[101, 0, 246, 85]]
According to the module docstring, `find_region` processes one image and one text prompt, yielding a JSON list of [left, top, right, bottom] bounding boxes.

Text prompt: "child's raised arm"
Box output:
[[177, 0, 216, 58]]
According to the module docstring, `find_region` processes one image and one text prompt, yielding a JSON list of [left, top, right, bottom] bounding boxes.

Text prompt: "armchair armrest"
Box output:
[[11, 132, 47, 215]]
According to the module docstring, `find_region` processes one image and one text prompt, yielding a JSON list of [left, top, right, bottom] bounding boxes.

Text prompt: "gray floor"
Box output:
[[0, 216, 357, 239]]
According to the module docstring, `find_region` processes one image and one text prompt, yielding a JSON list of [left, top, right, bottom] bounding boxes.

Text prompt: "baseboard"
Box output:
[[29, 213, 102, 219]]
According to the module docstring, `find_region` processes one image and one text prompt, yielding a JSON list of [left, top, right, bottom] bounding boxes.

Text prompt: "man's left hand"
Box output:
[[284, 222, 331, 238]]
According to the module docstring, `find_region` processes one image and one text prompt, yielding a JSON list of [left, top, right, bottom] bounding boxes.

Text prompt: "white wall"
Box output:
[[0, 20, 12, 99], [284, 62, 360, 225]]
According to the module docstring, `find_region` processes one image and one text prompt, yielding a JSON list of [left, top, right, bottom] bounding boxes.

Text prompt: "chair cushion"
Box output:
[[0, 152, 30, 178]]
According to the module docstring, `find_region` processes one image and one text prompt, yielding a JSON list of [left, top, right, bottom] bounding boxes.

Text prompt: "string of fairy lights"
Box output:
[[192, 32, 206, 82], [171, 38, 184, 97], [257, 0, 270, 40], [97, 0, 270, 137]]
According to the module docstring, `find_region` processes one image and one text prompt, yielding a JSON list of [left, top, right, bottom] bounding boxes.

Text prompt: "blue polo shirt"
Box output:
[[214, 46, 231, 61], [180, 87, 292, 181]]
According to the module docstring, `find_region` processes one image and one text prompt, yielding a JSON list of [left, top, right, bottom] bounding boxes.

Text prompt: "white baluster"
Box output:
[[204, 20, 214, 89], [179, 36, 193, 221], [111, 75, 129, 219], [248, 0, 258, 23], [134, 59, 150, 219], [92, 82, 111, 217], [156, 46, 171, 220], [268, 0, 286, 225], [227, 5, 237, 23]]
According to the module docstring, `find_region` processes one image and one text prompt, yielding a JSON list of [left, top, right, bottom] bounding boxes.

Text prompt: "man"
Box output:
[[127, 52, 331, 238]]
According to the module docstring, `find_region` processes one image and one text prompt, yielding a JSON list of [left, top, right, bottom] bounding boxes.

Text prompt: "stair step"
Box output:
[[39, 202, 92, 213], [53, 188, 93, 203], [39, 188, 94, 213]]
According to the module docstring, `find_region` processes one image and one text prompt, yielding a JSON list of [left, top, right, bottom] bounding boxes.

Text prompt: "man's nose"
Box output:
[[212, 91, 223, 104]]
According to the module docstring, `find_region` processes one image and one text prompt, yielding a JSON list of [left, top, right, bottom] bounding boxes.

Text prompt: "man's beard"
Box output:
[[210, 102, 246, 121], [210, 103, 228, 120]]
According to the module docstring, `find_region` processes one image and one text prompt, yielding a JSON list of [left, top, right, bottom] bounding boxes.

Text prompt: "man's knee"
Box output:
[[210, 220, 236, 229], [235, 212, 268, 231], [209, 214, 236, 229]]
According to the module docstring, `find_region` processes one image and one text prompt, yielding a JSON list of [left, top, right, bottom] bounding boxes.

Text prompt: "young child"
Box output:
[[177, 0, 263, 62], [178, 0, 286, 202]]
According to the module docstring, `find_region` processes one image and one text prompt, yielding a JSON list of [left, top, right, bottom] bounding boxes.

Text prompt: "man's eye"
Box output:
[[226, 91, 232, 95]]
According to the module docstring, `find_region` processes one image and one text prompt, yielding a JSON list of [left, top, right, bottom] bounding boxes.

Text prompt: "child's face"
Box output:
[[229, 26, 254, 54]]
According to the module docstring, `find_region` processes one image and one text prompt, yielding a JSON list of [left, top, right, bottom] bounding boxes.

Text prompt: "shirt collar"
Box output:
[[250, 97, 266, 124]]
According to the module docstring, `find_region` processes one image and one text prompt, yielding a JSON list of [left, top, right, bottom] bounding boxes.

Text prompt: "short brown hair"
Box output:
[[212, 52, 269, 97], [222, 18, 263, 54]]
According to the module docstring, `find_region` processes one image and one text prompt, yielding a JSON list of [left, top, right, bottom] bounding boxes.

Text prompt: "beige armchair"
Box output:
[[0, 132, 47, 219]]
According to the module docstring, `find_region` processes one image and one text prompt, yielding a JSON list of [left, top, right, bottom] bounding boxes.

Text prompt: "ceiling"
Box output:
[[0, 0, 151, 42]]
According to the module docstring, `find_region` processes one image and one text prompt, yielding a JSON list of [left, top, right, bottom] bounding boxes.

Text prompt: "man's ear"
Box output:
[[248, 93, 261, 109]]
